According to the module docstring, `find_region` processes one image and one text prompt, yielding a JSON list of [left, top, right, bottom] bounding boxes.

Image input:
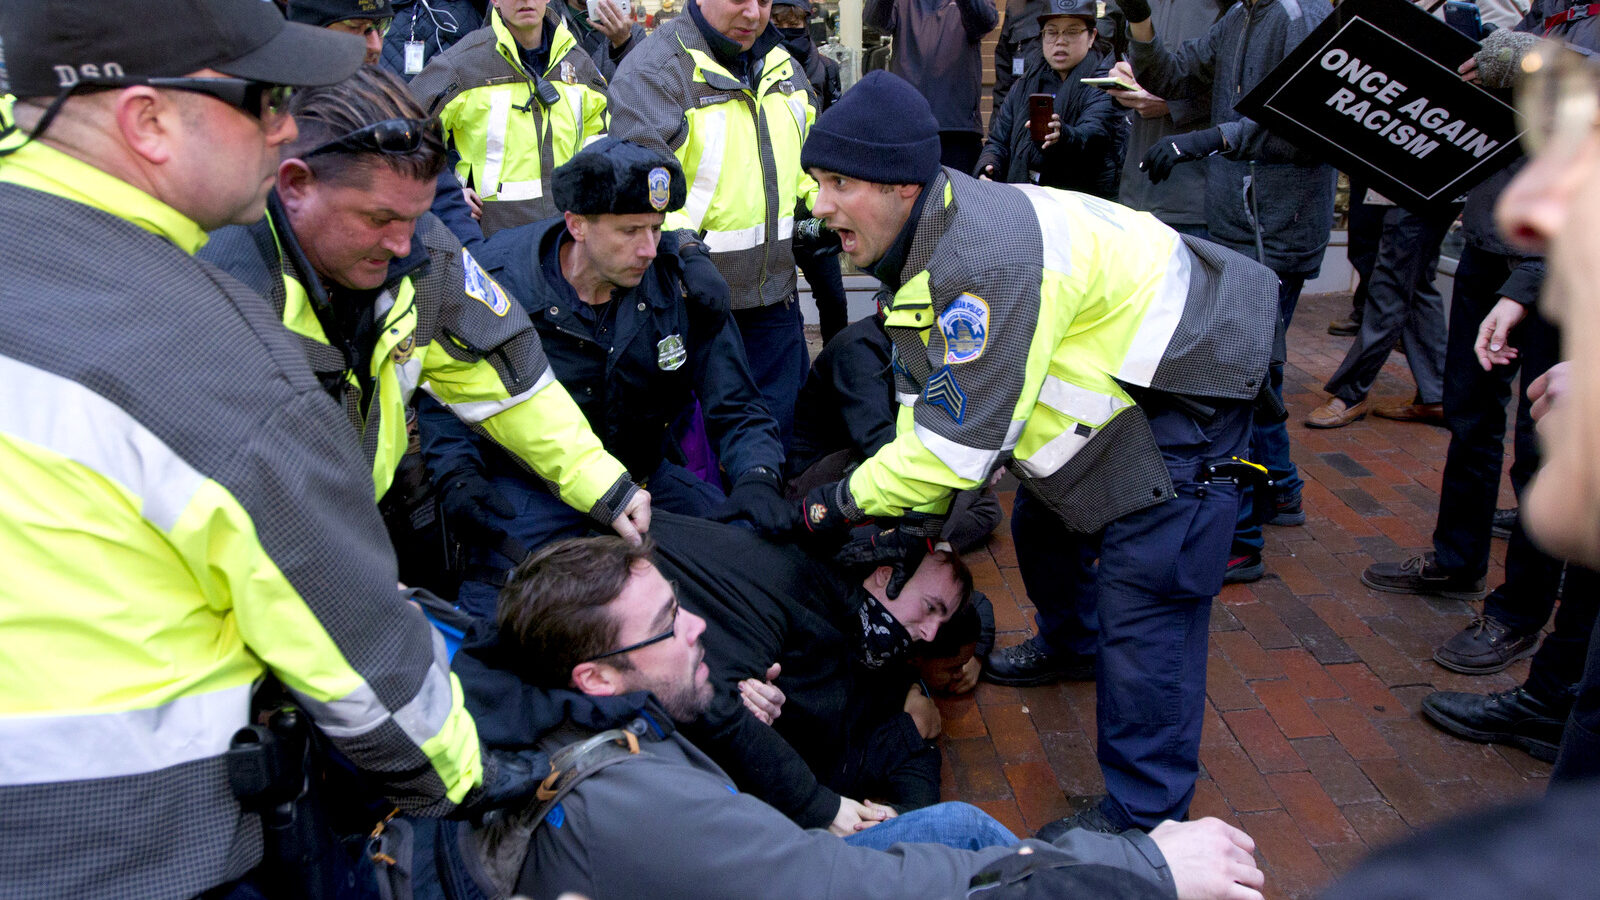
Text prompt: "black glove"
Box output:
[[1116, 0, 1151, 23], [437, 467, 515, 546], [710, 466, 797, 533], [452, 746, 550, 825], [793, 217, 843, 257], [834, 517, 939, 599], [1139, 127, 1225, 184], [676, 240, 731, 313], [798, 479, 859, 537]]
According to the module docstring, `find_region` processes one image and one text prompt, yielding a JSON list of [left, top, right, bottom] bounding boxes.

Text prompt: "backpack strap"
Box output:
[[458, 727, 645, 899]]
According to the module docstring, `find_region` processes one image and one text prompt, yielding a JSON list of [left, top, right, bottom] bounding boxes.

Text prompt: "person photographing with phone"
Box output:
[[974, 0, 1126, 196]]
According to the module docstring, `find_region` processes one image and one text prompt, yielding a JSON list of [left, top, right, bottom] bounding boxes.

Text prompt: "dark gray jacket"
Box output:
[[1115, 0, 1224, 227], [1129, 0, 1337, 275], [866, 0, 1000, 134], [1455, 0, 1600, 306], [518, 719, 1180, 899]]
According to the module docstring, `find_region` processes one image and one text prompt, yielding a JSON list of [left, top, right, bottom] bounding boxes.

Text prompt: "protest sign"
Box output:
[[1236, 0, 1524, 214]]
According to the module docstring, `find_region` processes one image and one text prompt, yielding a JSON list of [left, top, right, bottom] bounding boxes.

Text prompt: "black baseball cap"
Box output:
[[1037, 0, 1097, 23], [0, 0, 367, 98], [287, 0, 396, 28]]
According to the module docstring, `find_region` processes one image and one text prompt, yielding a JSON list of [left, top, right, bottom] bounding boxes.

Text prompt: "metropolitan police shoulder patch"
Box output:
[[647, 167, 672, 212], [939, 293, 989, 365], [461, 249, 511, 317]]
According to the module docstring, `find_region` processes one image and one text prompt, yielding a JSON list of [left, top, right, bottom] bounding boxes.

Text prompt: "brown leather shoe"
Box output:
[[1305, 396, 1371, 428], [1373, 397, 1445, 425]]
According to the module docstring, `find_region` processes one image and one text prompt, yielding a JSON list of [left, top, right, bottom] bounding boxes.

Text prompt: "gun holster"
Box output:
[[226, 708, 345, 900]]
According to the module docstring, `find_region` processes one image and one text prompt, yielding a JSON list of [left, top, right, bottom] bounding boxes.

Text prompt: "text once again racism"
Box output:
[[1316, 47, 1501, 160]]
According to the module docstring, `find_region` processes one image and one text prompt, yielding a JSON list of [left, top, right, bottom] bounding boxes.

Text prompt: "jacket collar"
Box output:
[[686, 0, 783, 84], [492, 5, 578, 78]]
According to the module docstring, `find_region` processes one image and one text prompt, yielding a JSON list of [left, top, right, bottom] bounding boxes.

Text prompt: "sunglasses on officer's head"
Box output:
[[303, 117, 437, 159]]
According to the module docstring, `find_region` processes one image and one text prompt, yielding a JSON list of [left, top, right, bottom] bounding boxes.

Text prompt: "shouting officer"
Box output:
[[410, 0, 611, 235], [0, 3, 526, 897], [796, 72, 1278, 839], [202, 66, 650, 550], [422, 138, 792, 618], [608, 0, 819, 447]]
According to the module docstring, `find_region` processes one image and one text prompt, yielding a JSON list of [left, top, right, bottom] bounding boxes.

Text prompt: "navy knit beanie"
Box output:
[[801, 70, 942, 184]]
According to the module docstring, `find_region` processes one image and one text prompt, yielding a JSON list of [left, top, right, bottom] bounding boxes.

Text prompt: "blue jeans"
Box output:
[[1234, 272, 1307, 555], [840, 802, 1019, 851]]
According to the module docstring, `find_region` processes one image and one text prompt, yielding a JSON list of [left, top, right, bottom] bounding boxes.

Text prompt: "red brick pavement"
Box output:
[[933, 291, 1545, 898]]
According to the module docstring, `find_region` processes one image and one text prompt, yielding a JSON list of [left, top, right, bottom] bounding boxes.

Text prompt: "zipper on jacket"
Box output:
[[1234, 1, 1257, 95]]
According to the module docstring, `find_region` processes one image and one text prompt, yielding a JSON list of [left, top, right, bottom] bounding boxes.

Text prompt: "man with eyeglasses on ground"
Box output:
[[203, 66, 651, 554], [0, 2, 538, 897], [450, 534, 1264, 900]]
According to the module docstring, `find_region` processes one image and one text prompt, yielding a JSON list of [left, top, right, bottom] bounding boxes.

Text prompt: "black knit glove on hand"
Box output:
[[437, 468, 515, 546], [711, 467, 797, 533], [1140, 126, 1225, 184], [676, 240, 731, 313]]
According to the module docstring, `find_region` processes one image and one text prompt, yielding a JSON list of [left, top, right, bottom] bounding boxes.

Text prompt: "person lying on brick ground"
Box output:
[[649, 511, 983, 819], [453, 535, 1267, 900], [1419, 37, 1600, 783]]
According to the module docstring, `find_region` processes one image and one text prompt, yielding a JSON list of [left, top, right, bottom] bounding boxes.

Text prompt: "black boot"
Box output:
[[1422, 686, 1570, 762]]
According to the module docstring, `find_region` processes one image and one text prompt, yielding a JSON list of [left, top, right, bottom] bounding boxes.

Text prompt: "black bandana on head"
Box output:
[[855, 588, 914, 669]]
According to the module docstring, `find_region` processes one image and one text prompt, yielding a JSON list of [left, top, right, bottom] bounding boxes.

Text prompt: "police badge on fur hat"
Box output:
[[552, 137, 687, 216]]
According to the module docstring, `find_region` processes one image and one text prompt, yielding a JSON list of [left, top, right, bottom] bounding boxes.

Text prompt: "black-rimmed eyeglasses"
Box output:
[[582, 598, 680, 662], [303, 117, 436, 159]]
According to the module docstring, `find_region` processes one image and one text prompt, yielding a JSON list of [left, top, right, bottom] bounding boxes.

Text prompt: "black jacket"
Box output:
[[789, 314, 896, 479], [649, 514, 940, 819], [420, 217, 784, 485], [976, 48, 1127, 197]]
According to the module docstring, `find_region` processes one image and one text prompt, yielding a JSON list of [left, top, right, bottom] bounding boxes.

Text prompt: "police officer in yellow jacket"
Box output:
[[796, 72, 1277, 843], [0, 4, 531, 897], [410, 0, 610, 235], [607, 0, 819, 446], [202, 66, 651, 548]]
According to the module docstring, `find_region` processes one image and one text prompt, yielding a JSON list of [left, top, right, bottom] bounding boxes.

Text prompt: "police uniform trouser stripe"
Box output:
[[0, 354, 204, 532], [0, 684, 251, 786], [1117, 242, 1191, 386], [483, 89, 514, 199], [705, 216, 794, 254], [682, 107, 729, 229], [427, 367, 555, 423]]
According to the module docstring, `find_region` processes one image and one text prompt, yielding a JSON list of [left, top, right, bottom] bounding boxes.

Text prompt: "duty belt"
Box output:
[[1546, 3, 1600, 34]]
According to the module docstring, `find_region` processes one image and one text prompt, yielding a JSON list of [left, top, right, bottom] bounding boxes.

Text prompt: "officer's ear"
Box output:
[[564, 210, 589, 243], [109, 86, 181, 166], [276, 159, 319, 213]]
